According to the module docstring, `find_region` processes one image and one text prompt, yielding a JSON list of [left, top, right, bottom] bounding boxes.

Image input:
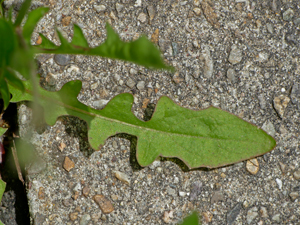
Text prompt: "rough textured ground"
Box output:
[[2, 0, 300, 224]]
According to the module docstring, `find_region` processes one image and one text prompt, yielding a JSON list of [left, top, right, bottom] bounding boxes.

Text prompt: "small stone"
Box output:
[[80, 214, 91, 225], [147, 5, 155, 21], [38, 187, 45, 199], [62, 16, 72, 26], [289, 192, 299, 201], [272, 214, 281, 222], [54, 54, 70, 66], [273, 95, 290, 118], [93, 195, 114, 214], [137, 81, 145, 90], [45, 73, 56, 86], [266, 23, 274, 34], [211, 191, 224, 204], [203, 211, 213, 222], [137, 13, 147, 23], [193, 8, 201, 16], [134, 0, 142, 7], [190, 181, 202, 201], [294, 18, 300, 26], [126, 78, 136, 88], [72, 191, 80, 200], [179, 191, 186, 197], [226, 68, 236, 82], [227, 203, 242, 225], [151, 28, 159, 44], [257, 52, 268, 63], [167, 187, 176, 196], [247, 207, 258, 224], [172, 42, 178, 56], [243, 201, 249, 209], [63, 156, 75, 172], [260, 207, 268, 218], [201, 0, 220, 28], [92, 99, 109, 110], [82, 186, 90, 197], [62, 199, 72, 207], [262, 121, 276, 137], [36, 35, 42, 45], [115, 3, 123, 13], [275, 178, 282, 190], [111, 194, 118, 201], [94, 5, 106, 13], [290, 83, 300, 105], [162, 210, 173, 223], [109, 11, 117, 20], [228, 45, 242, 64], [69, 212, 78, 221], [246, 158, 259, 175], [142, 98, 150, 109], [279, 162, 286, 174], [293, 170, 300, 179], [91, 82, 98, 89], [58, 142, 66, 152], [283, 8, 294, 21], [203, 47, 213, 78], [114, 171, 130, 185]]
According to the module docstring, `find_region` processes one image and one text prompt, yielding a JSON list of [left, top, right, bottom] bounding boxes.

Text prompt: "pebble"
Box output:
[[227, 203, 242, 225], [62, 16, 72, 26], [134, 0, 142, 7], [260, 207, 268, 218], [279, 162, 286, 174], [94, 4, 106, 13], [190, 181, 202, 201], [45, 73, 56, 86], [69, 212, 78, 221], [203, 47, 213, 78], [137, 13, 147, 23], [246, 158, 259, 175], [38, 187, 45, 200], [115, 3, 123, 13], [178, 191, 186, 197], [126, 78, 136, 88], [211, 191, 224, 204], [272, 213, 281, 222], [193, 7, 201, 16], [203, 211, 213, 223], [228, 45, 242, 64], [63, 156, 75, 172], [290, 83, 299, 105], [162, 210, 173, 223], [93, 195, 114, 214], [273, 95, 290, 118], [172, 42, 178, 56], [282, 8, 294, 21], [90, 82, 98, 90], [82, 186, 90, 197], [147, 5, 155, 21], [201, 0, 220, 28], [167, 187, 176, 196], [289, 192, 299, 201], [58, 142, 66, 152], [54, 54, 70, 66], [266, 23, 274, 34], [275, 178, 282, 190], [151, 28, 159, 44], [226, 68, 236, 82], [257, 52, 268, 63], [294, 18, 300, 26], [114, 171, 130, 185], [79, 214, 91, 225], [293, 170, 300, 179], [261, 121, 275, 137], [92, 99, 109, 110], [258, 94, 266, 109], [137, 81, 145, 90], [247, 207, 258, 224]]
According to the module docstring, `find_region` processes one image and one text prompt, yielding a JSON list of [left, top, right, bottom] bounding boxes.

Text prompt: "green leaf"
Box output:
[[14, 0, 32, 27], [3, 68, 25, 93], [0, 127, 7, 136], [23, 7, 49, 45], [0, 18, 16, 67], [9, 80, 276, 169], [0, 178, 5, 225], [36, 23, 174, 71], [0, 78, 10, 109], [178, 212, 200, 225]]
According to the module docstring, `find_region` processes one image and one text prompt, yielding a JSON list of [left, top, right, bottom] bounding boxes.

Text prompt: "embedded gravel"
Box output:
[[2, 0, 300, 224]]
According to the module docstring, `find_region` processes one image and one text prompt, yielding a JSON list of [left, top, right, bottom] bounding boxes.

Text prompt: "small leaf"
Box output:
[[178, 212, 199, 225], [23, 7, 49, 44], [4, 68, 25, 92], [0, 18, 16, 66], [9, 80, 276, 169], [0, 79, 10, 109], [0, 178, 6, 205], [14, 0, 32, 27], [35, 23, 174, 71], [0, 127, 6, 136]]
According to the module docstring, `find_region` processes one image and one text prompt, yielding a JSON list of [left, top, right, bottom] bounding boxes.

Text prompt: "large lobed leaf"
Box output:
[[35, 23, 174, 71], [9, 80, 276, 169]]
